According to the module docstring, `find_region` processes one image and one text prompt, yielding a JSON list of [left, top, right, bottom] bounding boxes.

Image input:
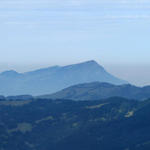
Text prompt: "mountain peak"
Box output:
[[67, 60, 104, 69], [84, 60, 97, 64], [61, 60, 105, 73], [78, 60, 99, 66]]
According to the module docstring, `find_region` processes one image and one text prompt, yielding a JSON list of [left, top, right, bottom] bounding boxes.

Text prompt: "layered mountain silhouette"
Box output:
[[39, 82, 150, 101], [0, 60, 127, 95]]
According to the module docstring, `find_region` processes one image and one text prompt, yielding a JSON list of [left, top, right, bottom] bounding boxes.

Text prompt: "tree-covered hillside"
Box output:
[[0, 97, 150, 150]]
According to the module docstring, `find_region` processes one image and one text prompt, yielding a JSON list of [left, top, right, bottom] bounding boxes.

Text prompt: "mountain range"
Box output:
[[0, 60, 127, 96], [39, 82, 150, 101], [1, 60, 150, 150]]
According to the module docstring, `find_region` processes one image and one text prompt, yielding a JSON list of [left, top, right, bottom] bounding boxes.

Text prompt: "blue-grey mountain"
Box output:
[[39, 82, 150, 101], [0, 60, 127, 95]]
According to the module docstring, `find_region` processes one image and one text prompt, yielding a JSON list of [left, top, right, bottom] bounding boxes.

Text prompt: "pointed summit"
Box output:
[[64, 60, 104, 71], [73, 60, 99, 66], [85, 60, 98, 64], [81, 60, 98, 64], [72, 60, 105, 72]]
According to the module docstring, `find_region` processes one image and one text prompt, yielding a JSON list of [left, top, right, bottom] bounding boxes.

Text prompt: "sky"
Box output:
[[0, 0, 150, 86]]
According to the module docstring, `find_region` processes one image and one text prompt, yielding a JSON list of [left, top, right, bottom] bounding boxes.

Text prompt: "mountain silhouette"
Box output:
[[0, 60, 127, 95]]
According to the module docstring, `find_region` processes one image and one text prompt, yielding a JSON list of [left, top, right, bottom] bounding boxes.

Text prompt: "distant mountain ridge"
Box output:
[[0, 60, 127, 96], [39, 82, 150, 101]]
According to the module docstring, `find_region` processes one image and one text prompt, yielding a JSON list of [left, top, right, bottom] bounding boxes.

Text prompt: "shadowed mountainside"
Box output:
[[39, 82, 150, 101], [0, 97, 150, 150]]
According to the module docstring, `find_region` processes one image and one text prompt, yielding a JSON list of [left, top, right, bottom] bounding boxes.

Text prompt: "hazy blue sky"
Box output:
[[0, 0, 150, 86]]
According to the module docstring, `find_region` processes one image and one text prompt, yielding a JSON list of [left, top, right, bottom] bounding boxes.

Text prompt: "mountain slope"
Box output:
[[0, 97, 150, 150], [0, 60, 127, 95], [39, 82, 150, 100]]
